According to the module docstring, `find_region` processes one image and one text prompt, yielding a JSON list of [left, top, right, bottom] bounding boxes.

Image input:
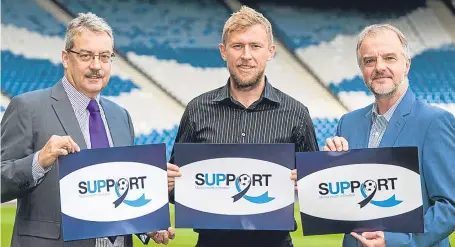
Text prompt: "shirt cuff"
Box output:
[[32, 151, 51, 185]]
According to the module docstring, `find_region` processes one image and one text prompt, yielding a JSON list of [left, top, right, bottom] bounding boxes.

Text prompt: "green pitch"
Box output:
[[1, 204, 454, 247]]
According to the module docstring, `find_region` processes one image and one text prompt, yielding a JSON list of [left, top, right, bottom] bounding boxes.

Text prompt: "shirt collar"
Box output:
[[212, 76, 281, 105], [372, 90, 406, 122], [62, 77, 101, 112]]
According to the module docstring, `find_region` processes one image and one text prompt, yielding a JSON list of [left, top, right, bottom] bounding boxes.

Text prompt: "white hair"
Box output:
[[356, 24, 410, 67], [64, 12, 113, 50]]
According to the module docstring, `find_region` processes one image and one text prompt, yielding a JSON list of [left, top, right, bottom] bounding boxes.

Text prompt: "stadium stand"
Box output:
[[1, 0, 181, 158], [1, 0, 454, 153], [246, 0, 455, 114]]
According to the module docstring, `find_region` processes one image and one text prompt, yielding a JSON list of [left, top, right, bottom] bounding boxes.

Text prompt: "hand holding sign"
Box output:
[[350, 231, 386, 247], [290, 169, 297, 191], [323, 136, 349, 152], [167, 163, 181, 192], [296, 147, 423, 236], [147, 227, 176, 245], [58, 144, 171, 241], [174, 144, 295, 230]]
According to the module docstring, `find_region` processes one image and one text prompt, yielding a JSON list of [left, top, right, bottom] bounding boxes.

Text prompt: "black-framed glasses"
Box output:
[[67, 49, 115, 63]]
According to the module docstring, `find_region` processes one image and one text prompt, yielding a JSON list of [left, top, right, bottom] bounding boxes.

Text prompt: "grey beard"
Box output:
[[371, 77, 404, 100], [373, 86, 398, 99]]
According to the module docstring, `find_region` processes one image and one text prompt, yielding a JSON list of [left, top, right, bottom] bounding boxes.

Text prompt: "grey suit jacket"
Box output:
[[1, 81, 136, 247]]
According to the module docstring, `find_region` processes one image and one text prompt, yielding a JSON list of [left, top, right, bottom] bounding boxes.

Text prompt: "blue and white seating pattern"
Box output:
[[1, 0, 180, 158], [3, 0, 453, 152], [257, 3, 455, 115], [1, 0, 336, 151], [56, 0, 230, 104], [54, 0, 343, 147]]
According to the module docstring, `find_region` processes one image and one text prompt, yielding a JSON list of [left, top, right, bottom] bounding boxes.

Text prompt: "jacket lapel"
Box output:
[[100, 98, 124, 147], [379, 89, 416, 147], [51, 81, 87, 149], [355, 106, 373, 149]]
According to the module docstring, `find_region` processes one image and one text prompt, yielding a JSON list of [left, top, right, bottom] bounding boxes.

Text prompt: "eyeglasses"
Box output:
[[67, 49, 115, 63]]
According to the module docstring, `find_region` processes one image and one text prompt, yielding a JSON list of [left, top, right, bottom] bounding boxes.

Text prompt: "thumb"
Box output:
[[362, 232, 379, 239]]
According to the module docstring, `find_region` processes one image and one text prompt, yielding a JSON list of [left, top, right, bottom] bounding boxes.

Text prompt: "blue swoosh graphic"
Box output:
[[114, 183, 151, 207], [360, 185, 402, 208], [234, 177, 275, 204]]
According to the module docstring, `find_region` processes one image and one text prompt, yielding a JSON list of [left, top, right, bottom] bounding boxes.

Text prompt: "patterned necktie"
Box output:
[[87, 100, 117, 244]]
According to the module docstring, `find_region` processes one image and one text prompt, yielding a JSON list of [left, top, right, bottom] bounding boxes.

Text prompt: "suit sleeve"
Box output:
[[1, 96, 38, 202], [384, 111, 455, 246], [125, 109, 135, 145], [336, 115, 345, 137]]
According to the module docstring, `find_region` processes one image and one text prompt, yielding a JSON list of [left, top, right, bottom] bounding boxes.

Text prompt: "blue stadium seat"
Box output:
[[2, 0, 66, 36], [255, 2, 455, 108], [56, 0, 227, 68], [1, 0, 178, 157], [134, 125, 179, 159], [52, 0, 345, 150], [1, 51, 139, 97], [312, 118, 339, 147], [330, 45, 455, 104], [257, 5, 401, 50]]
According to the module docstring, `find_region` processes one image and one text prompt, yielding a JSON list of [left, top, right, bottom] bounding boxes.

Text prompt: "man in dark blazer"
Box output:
[[1, 12, 175, 247]]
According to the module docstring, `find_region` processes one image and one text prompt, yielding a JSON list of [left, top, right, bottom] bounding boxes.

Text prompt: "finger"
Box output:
[[55, 136, 70, 153], [341, 137, 349, 151], [147, 231, 157, 238], [290, 169, 297, 180], [350, 232, 369, 246], [363, 231, 384, 239], [162, 231, 169, 245], [56, 148, 69, 156], [167, 163, 180, 172], [168, 180, 175, 185], [168, 170, 182, 178], [333, 137, 343, 151], [156, 233, 164, 244], [362, 232, 379, 239], [375, 231, 385, 238], [168, 227, 175, 239], [67, 136, 81, 152], [64, 136, 73, 153], [152, 234, 161, 244], [168, 182, 175, 192], [325, 138, 337, 151], [322, 146, 330, 151]]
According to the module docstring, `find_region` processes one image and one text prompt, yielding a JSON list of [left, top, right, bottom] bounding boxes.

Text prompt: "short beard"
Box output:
[[230, 70, 264, 90], [370, 77, 403, 100]]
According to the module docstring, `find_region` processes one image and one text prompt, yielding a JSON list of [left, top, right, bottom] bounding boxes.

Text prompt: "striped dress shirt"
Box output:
[[368, 92, 406, 148], [170, 77, 319, 246]]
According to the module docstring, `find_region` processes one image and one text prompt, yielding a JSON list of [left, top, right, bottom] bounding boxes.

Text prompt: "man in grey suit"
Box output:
[[1, 12, 176, 247]]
